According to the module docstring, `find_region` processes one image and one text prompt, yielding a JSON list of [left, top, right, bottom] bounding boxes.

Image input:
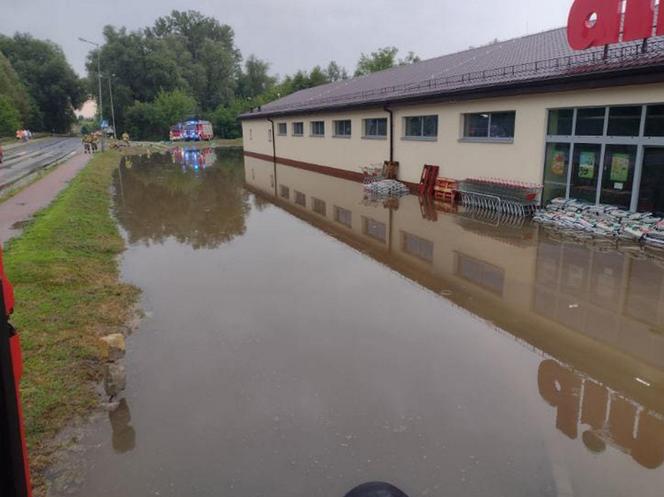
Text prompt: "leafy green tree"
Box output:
[[355, 47, 399, 76], [0, 52, 31, 127], [124, 101, 162, 141], [399, 51, 421, 65], [154, 89, 199, 128], [123, 90, 198, 141], [86, 26, 188, 132], [145, 10, 241, 109], [0, 33, 84, 132], [237, 55, 276, 99], [0, 95, 21, 136], [324, 61, 348, 82]]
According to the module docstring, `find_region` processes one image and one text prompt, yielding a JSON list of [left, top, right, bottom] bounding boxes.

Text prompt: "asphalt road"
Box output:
[[0, 137, 81, 189]]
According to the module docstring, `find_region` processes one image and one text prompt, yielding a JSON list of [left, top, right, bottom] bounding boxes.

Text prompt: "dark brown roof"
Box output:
[[241, 27, 664, 119]]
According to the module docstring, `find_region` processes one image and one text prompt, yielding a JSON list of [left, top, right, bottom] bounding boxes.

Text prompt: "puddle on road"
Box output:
[[48, 147, 664, 497]]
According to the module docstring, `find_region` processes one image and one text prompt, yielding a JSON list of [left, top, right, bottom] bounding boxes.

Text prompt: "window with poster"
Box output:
[[544, 104, 664, 211]]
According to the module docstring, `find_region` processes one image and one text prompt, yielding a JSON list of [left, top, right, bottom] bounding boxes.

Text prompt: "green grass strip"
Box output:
[[3, 150, 139, 481]]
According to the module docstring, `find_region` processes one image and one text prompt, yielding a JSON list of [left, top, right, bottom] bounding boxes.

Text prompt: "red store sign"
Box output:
[[567, 0, 664, 50]]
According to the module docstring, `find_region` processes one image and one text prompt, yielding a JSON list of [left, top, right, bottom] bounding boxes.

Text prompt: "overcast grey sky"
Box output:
[[0, 0, 572, 78]]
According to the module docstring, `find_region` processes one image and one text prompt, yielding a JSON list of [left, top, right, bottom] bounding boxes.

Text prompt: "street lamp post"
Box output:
[[107, 74, 117, 140], [78, 37, 105, 151]]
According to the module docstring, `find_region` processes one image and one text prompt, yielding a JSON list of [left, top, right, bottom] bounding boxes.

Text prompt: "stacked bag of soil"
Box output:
[[534, 198, 664, 247]]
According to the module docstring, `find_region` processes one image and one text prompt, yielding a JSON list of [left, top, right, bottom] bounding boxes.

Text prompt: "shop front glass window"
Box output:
[[600, 145, 636, 209], [547, 109, 574, 135], [570, 143, 601, 203], [575, 107, 605, 136], [607, 106, 642, 136], [542, 142, 570, 203], [645, 105, 664, 137], [638, 147, 664, 215]]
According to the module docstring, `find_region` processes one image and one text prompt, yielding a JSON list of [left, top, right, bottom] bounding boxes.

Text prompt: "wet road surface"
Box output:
[[0, 152, 91, 243], [48, 148, 664, 497], [0, 137, 81, 189]]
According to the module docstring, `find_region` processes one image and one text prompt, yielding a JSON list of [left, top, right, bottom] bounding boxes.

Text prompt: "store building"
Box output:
[[241, 8, 664, 213]]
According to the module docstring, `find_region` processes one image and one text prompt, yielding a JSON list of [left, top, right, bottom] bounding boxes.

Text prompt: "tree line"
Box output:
[[0, 34, 84, 136], [0, 10, 420, 140]]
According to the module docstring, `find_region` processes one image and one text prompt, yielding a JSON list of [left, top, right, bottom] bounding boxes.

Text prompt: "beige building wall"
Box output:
[[242, 83, 664, 185]]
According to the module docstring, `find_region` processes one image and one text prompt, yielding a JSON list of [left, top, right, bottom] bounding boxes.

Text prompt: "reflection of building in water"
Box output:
[[170, 147, 217, 171], [244, 155, 664, 469], [539, 359, 664, 469]]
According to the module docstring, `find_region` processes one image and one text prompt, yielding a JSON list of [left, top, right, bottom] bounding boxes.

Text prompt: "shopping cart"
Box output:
[[458, 178, 542, 217], [360, 164, 384, 185]]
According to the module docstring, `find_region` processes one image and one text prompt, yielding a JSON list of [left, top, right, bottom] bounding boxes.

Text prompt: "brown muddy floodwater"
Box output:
[[49, 147, 664, 497]]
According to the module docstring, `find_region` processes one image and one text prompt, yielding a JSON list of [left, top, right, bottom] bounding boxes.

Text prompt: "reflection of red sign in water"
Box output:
[[567, 0, 664, 50]]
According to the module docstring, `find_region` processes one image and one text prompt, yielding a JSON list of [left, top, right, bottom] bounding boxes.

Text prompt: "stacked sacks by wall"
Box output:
[[534, 198, 664, 247]]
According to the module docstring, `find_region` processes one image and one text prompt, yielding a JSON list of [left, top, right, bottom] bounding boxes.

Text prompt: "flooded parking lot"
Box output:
[[50, 147, 664, 497]]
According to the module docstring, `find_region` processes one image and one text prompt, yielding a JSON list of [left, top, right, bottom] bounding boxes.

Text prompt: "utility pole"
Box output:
[[78, 37, 105, 151], [108, 74, 117, 140]]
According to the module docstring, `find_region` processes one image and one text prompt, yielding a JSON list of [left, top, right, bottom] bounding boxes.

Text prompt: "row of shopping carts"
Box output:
[[457, 178, 542, 217]]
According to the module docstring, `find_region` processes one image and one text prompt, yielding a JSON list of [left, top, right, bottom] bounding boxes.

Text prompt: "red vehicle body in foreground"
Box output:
[[0, 248, 32, 497]]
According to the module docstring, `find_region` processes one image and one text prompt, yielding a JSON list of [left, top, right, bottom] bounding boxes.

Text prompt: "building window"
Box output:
[[404, 115, 438, 139], [268, 129, 272, 142], [570, 143, 601, 204], [401, 232, 433, 262], [645, 105, 664, 137], [362, 216, 386, 243], [334, 120, 352, 137], [292, 122, 304, 136], [542, 142, 571, 204], [463, 111, 515, 140], [311, 121, 325, 137], [637, 147, 664, 214], [575, 107, 605, 136], [277, 123, 287, 136], [543, 104, 664, 212], [547, 109, 574, 136], [294, 191, 306, 206], [334, 206, 352, 227], [249, 128, 253, 140], [312, 197, 326, 216], [363, 118, 388, 138], [607, 106, 642, 136], [600, 145, 637, 209], [455, 253, 505, 296], [279, 185, 289, 199]]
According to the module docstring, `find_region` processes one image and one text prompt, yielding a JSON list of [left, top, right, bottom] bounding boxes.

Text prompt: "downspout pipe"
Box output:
[[267, 118, 277, 196], [384, 106, 394, 163]]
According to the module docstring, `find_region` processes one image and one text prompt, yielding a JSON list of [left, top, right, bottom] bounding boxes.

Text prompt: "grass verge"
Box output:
[[3, 150, 140, 491]]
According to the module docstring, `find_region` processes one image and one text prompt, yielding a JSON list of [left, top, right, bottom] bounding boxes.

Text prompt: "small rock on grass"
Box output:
[[100, 333, 126, 361]]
